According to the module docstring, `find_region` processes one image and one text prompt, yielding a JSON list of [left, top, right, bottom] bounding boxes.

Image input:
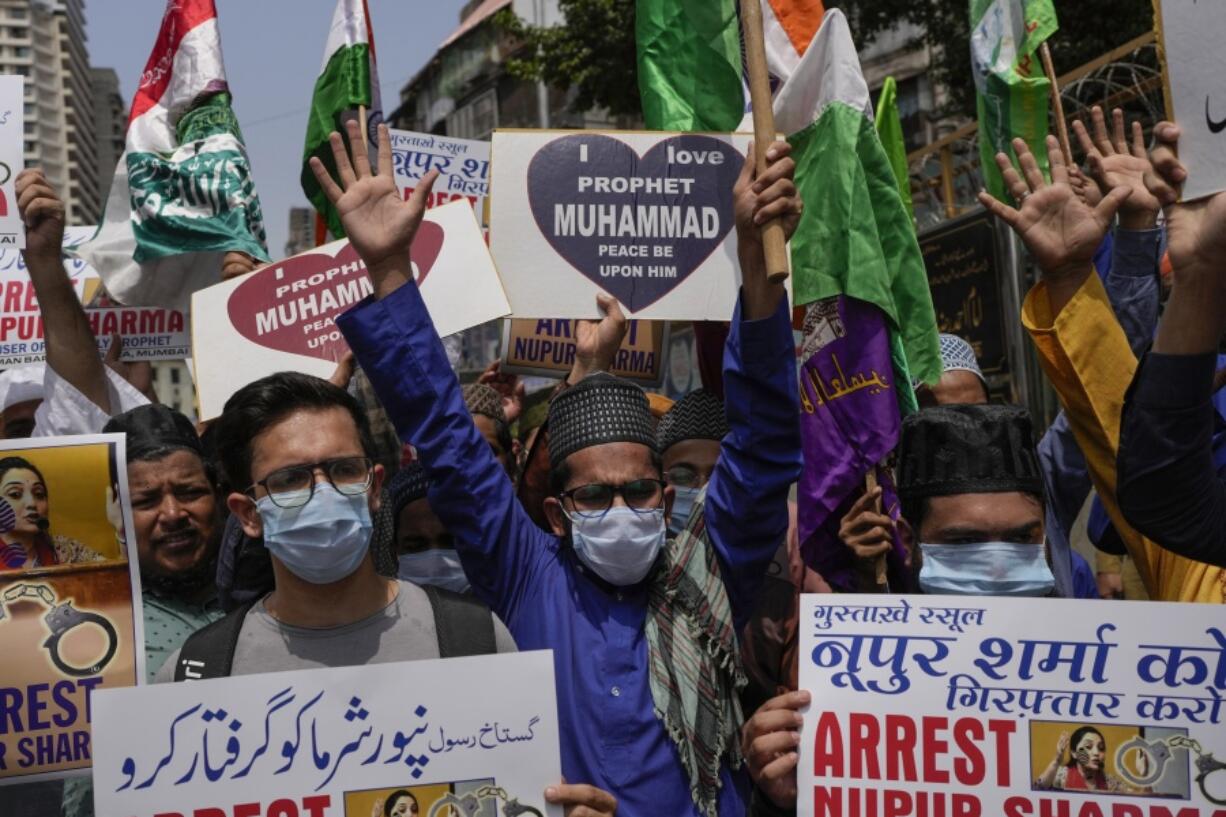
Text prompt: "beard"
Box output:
[[141, 524, 221, 599]]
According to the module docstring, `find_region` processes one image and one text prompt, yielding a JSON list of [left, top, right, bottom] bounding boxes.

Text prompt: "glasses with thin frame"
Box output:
[[248, 456, 374, 508], [560, 479, 666, 518]]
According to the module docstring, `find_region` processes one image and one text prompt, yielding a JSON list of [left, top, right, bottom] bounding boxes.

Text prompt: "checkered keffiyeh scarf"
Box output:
[[646, 487, 746, 817]]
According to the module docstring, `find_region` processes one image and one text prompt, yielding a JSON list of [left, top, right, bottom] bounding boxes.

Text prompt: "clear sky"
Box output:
[[87, 0, 466, 256]]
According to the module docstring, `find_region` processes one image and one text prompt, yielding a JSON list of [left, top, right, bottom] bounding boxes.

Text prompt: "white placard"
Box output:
[[191, 201, 510, 420], [490, 130, 755, 320], [799, 594, 1226, 816], [390, 129, 489, 223], [0, 75, 23, 248], [1158, 0, 1226, 201], [92, 651, 563, 816]]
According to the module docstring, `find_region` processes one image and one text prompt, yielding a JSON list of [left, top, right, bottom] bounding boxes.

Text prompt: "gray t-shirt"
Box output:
[[156, 581, 515, 681]]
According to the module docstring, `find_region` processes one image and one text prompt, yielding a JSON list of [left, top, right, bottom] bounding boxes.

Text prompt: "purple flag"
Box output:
[[797, 295, 908, 591]]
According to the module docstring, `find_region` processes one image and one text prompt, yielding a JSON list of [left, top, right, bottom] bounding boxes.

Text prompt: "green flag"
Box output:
[[874, 77, 915, 222], [635, 0, 744, 131], [970, 0, 1059, 202]]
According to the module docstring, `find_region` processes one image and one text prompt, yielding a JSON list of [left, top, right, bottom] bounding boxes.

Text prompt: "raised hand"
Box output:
[[978, 135, 1129, 310], [308, 120, 439, 299], [838, 487, 895, 565], [17, 168, 66, 266], [1072, 106, 1160, 230], [568, 293, 628, 385], [477, 360, 526, 424]]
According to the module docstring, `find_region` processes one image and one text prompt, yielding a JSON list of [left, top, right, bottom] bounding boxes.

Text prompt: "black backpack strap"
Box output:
[[423, 584, 498, 658], [173, 600, 258, 681]]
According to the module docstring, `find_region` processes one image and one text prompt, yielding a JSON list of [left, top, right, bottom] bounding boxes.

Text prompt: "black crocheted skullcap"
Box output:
[[387, 460, 430, 518], [897, 403, 1044, 501], [548, 372, 655, 470], [104, 404, 203, 464], [462, 383, 507, 425], [656, 389, 729, 454]]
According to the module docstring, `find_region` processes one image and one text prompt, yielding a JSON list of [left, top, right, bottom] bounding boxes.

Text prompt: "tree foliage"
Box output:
[[501, 0, 1156, 121]]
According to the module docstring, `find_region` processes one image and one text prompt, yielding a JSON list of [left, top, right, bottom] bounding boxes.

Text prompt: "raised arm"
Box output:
[[704, 142, 804, 627], [316, 121, 555, 622], [1116, 122, 1226, 567]]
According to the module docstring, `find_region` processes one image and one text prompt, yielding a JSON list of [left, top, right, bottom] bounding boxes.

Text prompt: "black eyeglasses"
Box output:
[[560, 479, 666, 518], [247, 457, 374, 508]]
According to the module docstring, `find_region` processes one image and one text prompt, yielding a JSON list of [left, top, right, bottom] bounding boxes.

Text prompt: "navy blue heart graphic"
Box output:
[[527, 134, 742, 313]]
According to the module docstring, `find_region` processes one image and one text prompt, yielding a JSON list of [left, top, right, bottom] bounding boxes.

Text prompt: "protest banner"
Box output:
[[390, 128, 490, 223], [192, 201, 510, 420], [798, 594, 1226, 817], [501, 318, 669, 385], [1157, 0, 1226, 201], [0, 75, 23, 249], [92, 651, 563, 817], [0, 433, 143, 785], [0, 227, 191, 367], [490, 130, 758, 321]]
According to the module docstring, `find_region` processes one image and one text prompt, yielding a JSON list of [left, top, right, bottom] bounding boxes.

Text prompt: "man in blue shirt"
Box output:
[[313, 120, 803, 816]]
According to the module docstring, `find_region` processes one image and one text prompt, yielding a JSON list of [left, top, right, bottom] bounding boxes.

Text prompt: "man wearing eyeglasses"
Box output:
[[318, 121, 802, 816]]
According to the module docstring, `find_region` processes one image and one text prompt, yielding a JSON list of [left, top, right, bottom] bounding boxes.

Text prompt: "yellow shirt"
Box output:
[[1023, 273, 1226, 604]]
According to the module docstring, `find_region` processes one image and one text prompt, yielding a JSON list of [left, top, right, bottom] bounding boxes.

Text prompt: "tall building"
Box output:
[[90, 66, 124, 187], [285, 207, 314, 258], [0, 0, 99, 223]]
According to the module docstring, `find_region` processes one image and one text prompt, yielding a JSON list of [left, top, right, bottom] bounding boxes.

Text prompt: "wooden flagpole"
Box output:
[[738, 0, 790, 284], [864, 467, 888, 587], [1039, 43, 1073, 164]]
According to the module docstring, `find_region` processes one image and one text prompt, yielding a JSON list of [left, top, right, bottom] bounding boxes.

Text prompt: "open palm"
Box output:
[[1073, 108, 1161, 220], [309, 120, 438, 275], [1164, 192, 1226, 284]]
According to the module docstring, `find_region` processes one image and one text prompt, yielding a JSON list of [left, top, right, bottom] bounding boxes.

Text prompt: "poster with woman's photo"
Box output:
[[0, 433, 143, 785], [799, 595, 1226, 816]]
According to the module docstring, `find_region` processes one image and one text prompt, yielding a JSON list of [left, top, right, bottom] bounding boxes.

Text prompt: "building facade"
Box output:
[[0, 0, 99, 223], [90, 65, 123, 187], [285, 206, 314, 258]]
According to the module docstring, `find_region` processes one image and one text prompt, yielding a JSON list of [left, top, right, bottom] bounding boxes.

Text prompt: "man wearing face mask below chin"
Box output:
[[322, 116, 803, 817]]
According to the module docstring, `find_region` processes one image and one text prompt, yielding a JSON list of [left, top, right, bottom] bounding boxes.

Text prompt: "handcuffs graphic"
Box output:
[[426, 785, 544, 817], [1116, 734, 1226, 806], [1, 582, 119, 677]]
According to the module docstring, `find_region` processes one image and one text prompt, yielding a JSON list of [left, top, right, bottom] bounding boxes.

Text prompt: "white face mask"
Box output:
[[256, 484, 373, 585], [919, 541, 1055, 597], [566, 506, 666, 586], [397, 549, 470, 594]]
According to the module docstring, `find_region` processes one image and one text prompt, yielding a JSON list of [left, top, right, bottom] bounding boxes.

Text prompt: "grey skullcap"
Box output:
[[656, 389, 729, 454], [898, 404, 1044, 501], [939, 333, 987, 387], [463, 383, 508, 425], [548, 372, 655, 470]]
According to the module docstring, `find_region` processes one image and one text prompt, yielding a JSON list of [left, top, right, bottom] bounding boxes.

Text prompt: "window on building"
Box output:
[[895, 74, 933, 153], [170, 368, 181, 384], [8, 7, 26, 19], [9, 26, 26, 37], [13, 46, 28, 57], [23, 121, 32, 134], [12, 65, 27, 76], [447, 89, 497, 141]]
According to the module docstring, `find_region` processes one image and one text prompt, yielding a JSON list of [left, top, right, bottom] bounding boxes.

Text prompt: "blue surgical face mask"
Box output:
[[397, 549, 470, 594], [668, 486, 701, 536], [256, 484, 373, 585], [919, 541, 1055, 597], [566, 506, 666, 586]]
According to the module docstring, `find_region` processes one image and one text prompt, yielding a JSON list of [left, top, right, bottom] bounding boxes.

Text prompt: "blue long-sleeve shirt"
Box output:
[[1038, 227, 1162, 596], [337, 281, 801, 817]]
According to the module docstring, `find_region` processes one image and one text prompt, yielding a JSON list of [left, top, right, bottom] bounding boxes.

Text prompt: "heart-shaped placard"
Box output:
[[227, 221, 444, 361], [527, 134, 741, 313]]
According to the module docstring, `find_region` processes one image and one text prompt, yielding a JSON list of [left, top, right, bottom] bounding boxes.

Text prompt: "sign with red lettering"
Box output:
[[0, 228, 190, 367], [390, 129, 489, 225], [191, 201, 510, 420], [490, 130, 762, 320], [798, 595, 1226, 817], [0, 433, 144, 785], [0, 76, 24, 249], [91, 652, 562, 817], [500, 318, 669, 385]]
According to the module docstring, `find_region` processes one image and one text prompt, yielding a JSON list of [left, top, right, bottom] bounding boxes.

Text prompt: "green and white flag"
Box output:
[[970, 0, 1059, 202], [79, 0, 268, 312], [301, 0, 382, 241], [875, 76, 915, 222]]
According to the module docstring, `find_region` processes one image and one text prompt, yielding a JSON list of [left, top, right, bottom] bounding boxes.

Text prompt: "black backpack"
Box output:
[[173, 585, 497, 681]]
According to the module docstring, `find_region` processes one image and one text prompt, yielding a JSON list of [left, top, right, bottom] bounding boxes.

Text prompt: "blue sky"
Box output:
[[88, 0, 465, 256]]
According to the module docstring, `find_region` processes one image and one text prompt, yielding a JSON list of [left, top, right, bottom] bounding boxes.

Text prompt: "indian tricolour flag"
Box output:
[[638, 3, 941, 592], [301, 0, 383, 241], [79, 0, 268, 312]]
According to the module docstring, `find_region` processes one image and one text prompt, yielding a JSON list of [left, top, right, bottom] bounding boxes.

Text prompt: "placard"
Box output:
[[920, 210, 1008, 375], [0, 75, 24, 248], [798, 594, 1226, 816], [0, 433, 144, 785], [390, 128, 489, 223], [501, 318, 669, 385], [490, 130, 755, 320], [92, 651, 563, 817], [0, 227, 190, 366], [191, 201, 511, 420], [1157, 0, 1226, 201]]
